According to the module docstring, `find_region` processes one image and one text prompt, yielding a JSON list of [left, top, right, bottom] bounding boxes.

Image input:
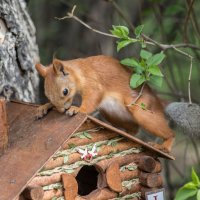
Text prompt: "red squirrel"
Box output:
[[36, 55, 174, 153]]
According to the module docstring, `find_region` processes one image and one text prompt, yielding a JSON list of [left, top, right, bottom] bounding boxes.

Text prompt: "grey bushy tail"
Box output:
[[165, 102, 200, 137]]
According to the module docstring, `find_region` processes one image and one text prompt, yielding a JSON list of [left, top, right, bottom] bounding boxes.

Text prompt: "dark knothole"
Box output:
[[75, 165, 99, 196]]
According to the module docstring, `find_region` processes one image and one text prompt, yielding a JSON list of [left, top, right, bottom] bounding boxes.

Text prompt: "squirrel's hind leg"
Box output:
[[125, 97, 175, 153]]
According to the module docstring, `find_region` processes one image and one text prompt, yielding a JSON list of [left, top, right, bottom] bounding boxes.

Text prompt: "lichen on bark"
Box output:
[[0, 0, 39, 102]]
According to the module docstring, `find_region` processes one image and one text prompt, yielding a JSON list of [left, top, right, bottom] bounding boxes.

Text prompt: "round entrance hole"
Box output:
[[75, 165, 99, 196]]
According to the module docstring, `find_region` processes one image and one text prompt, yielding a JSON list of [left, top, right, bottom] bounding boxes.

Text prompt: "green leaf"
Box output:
[[121, 57, 144, 74], [141, 40, 147, 48], [117, 26, 129, 37], [117, 39, 133, 52], [149, 75, 163, 87], [110, 25, 129, 38], [183, 182, 197, 190], [183, 182, 197, 189], [147, 52, 166, 66], [120, 58, 141, 68], [130, 74, 146, 88], [197, 189, 200, 200], [192, 168, 200, 186], [110, 26, 122, 38], [140, 49, 152, 60], [175, 187, 197, 200], [134, 24, 144, 38], [140, 102, 146, 110], [148, 65, 163, 77]]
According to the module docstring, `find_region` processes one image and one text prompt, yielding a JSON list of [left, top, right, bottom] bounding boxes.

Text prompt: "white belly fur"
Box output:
[[99, 95, 134, 123]]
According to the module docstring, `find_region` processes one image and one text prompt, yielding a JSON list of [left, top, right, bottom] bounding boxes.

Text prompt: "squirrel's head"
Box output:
[[36, 59, 77, 113]]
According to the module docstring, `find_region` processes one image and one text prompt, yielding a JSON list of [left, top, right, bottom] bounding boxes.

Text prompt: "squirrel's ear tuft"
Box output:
[[53, 59, 65, 76], [35, 63, 47, 77]]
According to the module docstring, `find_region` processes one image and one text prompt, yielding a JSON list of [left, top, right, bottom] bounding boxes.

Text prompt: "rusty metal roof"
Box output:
[[0, 101, 174, 200], [0, 101, 87, 200]]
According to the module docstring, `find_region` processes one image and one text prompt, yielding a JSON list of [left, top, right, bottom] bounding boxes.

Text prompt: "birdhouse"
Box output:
[[0, 100, 174, 200]]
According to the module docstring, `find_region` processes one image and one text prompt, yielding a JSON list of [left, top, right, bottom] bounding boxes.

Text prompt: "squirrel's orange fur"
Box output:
[[36, 55, 174, 152]]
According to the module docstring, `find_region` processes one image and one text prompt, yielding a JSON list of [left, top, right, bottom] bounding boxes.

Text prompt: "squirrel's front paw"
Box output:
[[65, 106, 80, 116], [36, 106, 48, 119]]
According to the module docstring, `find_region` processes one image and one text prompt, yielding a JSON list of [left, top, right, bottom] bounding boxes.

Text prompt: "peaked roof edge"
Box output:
[[86, 115, 175, 160], [10, 100, 175, 160]]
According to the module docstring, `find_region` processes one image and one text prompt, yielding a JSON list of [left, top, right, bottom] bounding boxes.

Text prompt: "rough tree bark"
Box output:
[[0, 0, 39, 102]]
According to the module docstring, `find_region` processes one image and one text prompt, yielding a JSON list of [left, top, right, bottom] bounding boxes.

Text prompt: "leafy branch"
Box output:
[[55, 5, 200, 52], [109, 0, 200, 51], [56, 5, 196, 104], [111, 25, 165, 89]]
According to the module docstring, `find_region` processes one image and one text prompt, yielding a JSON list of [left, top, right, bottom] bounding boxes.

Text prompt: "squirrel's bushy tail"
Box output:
[[165, 102, 200, 137]]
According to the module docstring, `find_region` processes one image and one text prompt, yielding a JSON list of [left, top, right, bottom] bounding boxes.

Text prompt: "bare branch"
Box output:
[[190, 7, 200, 40], [183, 0, 195, 42], [127, 83, 146, 107], [109, 0, 200, 51], [188, 57, 193, 104], [173, 47, 193, 104], [55, 5, 118, 38]]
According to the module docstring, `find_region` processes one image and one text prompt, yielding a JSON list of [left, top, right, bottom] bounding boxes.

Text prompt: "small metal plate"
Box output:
[[145, 188, 165, 200]]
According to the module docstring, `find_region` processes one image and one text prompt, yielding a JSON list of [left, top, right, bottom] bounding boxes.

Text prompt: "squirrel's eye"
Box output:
[[63, 88, 69, 96]]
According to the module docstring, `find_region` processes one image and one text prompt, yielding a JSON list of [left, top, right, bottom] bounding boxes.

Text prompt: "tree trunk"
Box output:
[[0, 0, 39, 102]]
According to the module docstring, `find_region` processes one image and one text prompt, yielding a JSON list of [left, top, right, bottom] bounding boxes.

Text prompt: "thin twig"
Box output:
[[127, 103, 153, 113], [173, 47, 193, 104], [125, 83, 154, 112], [183, 0, 195, 42], [189, 4, 200, 40], [188, 57, 193, 104], [127, 82, 146, 106], [55, 6, 117, 38]]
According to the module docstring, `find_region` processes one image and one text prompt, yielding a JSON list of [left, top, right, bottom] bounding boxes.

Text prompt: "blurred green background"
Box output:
[[27, 0, 200, 199], [28, 0, 200, 103]]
